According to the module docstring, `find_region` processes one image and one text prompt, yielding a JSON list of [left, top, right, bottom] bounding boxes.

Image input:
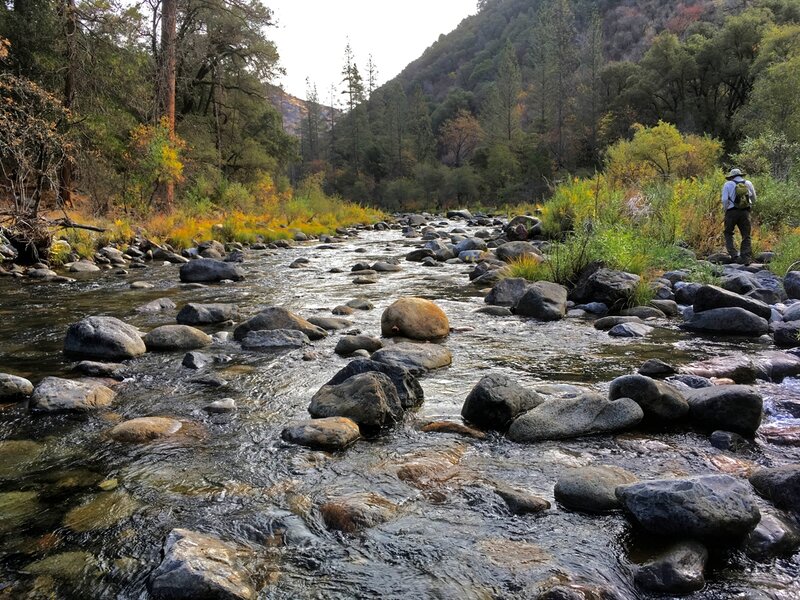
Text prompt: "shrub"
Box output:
[[770, 230, 800, 276]]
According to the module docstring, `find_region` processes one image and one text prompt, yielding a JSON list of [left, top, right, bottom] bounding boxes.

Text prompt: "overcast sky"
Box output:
[[268, 0, 477, 101]]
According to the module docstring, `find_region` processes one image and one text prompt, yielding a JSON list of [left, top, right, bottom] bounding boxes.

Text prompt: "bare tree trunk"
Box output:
[[58, 0, 76, 208], [156, 0, 176, 210]]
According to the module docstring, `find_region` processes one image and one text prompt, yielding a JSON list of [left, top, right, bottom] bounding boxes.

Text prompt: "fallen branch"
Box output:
[[48, 217, 106, 233]]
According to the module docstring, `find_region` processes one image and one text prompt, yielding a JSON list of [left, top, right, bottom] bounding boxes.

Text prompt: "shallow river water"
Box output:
[[0, 224, 799, 599]]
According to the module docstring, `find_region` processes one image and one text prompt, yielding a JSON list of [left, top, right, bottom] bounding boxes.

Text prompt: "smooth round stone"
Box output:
[[554, 465, 638, 512], [494, 485, 550, 515], [281, 417, 362, 451], [0, 440, 44, 480], [205, 398, 236, 414], [63, 492, 138, 532], [0, 491, 41, 534], [634, 541, 708, 594], [144, 325, 212, 351], [0, 373, 33, 401], [109, 417, 183, 443]]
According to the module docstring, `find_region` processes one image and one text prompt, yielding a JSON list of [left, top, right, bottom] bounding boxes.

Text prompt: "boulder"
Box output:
[[109, 417, 182, 443], [69, 260, 101, 273], [144, 325, 212, 351], [405, 248, 435, 262], [693, 285, 772, 320], [638, 359, 676, 378], [593, 316, 642, 331], [179, 258, 244, 283], [150, 529, 255, 600], [308, 372, 403, 431], [182, 351, 211, 370], [634, 542, 708, 594], [785, 271, 800, 300], [608, 322, 653, 337], [326, 358, 423, 409], [515, 281, 568, 321], [381, 297, 449, 340], [616, 475, 761, 539], [74, 361, 129, 380], [744, 513, 800, 559], [773, 321, 800, 347], [507, 393, 643, 443], [371, 342, 452, 374], [504, 215, 541, 241], [485, 278, 531, 307], [281, 417, 361, 451], [608, 375, 688, 421], [0, 373, 33, 402], [454, 237, 488, 253], [306, 316, 353, 331], [570, 268, 640, 310], [176, 303, 239, 325], [685, 385, 762, 435], [64, 316, 146, 360], [710, 430, 750, 452], [461, 374, 544, 431], [749, 466, 800, 512], [335, 335, 383, 356], [136, 297, 176, 313], [554, 466, 638, 513], [680, 355, 757, 384], [233, 307, 327, 341], [620, 306, 665, 319], [240, 329, 310, 351], [494, 485, 550, 515], [682, 307, 769, 337], [320, 493, 398, 533], [674, 282, 703, 305], [495, 241, 541, 263], [29, 377, 115, 413]]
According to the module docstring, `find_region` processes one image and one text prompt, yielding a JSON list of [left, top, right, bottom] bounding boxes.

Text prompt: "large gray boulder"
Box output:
[[616, 475, 761, 539], [485, 278, 531, 307], [749, 466, 800, 512], [150, 529, 255, 600], [176, 303, 239, 325], [570, 268, 640, 310], [507, 392, 643, 443], [30, 377, 115, 413], [785, 271, 800, 300], [0, 374, 33, 402], [693, 285, 772, 320], [308, 372, 403, 431], [179, 258, 244, 283], [371, 342, 452, 375], [326, 359, 423, 409], [554, 465, 638, 513], [233, 307, 326, 341], [608, 374, 688, 421], [461, 374, 544, 431], [634, 542, 708, 594], [773, 321, 800, 348], [64, 316, 146, 360], [495, 241, 541, 263], [144, 325, 212, 351], [515, 282, 568, 321], [682, 307, 769, 336], [685, 385, 762, 435]]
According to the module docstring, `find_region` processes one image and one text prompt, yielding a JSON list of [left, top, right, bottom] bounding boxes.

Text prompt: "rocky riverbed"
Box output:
[[0, 214, 799, 599]]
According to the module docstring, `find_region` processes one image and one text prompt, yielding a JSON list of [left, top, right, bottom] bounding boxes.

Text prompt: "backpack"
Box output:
[[733, 181, 753, 209]]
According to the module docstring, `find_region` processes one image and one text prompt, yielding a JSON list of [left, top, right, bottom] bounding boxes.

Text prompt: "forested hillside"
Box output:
[[303, 0, 800, 210]]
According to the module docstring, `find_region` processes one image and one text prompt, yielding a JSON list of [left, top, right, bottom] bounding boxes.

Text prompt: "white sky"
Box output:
[[268, 0, 477, 101]]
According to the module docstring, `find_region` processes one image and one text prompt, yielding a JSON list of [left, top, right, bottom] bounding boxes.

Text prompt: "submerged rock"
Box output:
[[554, 466, 638, 513], [309, 372, 403, 431], [494, 485, 550, 515], [508, 393, 643, 443], [150, 528, 255, 600], [381, 297, 450, 340], [233, 307, 326, 341], [461, 374, 543, 431], [616, 475, 761, 539], [144, 325, 212, 351], [371, 342, 452, 374], [634, 541, 708, 594], [64, 491, 138, 532], [320, 492, 398, 533], [30, 377, 115, 413], [0, 491, 41, 534], [0, 440, 44, 480], [64, 316, 146, 360], [281, 417, 361, 451], [109, 417, 183, 443], [74, 361, 129, 380]]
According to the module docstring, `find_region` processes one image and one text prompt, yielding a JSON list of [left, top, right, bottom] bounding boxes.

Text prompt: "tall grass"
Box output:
[[769, 230, 800, 277]]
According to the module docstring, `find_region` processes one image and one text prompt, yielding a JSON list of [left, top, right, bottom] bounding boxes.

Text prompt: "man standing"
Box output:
[[721, 168, 756, 264]]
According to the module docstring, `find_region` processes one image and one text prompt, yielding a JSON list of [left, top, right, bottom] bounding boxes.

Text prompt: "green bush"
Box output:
[[770, 232, 800, 276], [751, 176, 800, 230]]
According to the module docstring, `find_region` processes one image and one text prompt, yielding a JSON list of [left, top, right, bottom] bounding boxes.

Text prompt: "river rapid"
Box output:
[[0, 220, 798, 599]]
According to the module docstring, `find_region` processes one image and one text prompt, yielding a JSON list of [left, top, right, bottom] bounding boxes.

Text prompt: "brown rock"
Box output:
[[109, 417, 183, 443], [381, 297, 449, 341]]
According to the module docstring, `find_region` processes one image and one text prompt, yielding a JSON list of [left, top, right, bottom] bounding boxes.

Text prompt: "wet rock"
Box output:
[[23, 551, 99, 580], [281, 417, 361, 451], [372, 261, 402, 272], [554, 466, 638, 513], [620, 306, 665, 319], [205, 398, 236, 414], [74, 361, 129, 380], [505, 215, 541, 241], [608, 322, 653, 337], [179, 258, 244, 283], [130, 281, 154, 289], [182, 351, 211, 370], [485, 277, 531, 307], [0, 373, 33, 401], [744, 513, 800, 559], [461, 374, 544, 431], [710, 430, 750, 452], [405, 248, 435, 262], [494, 485, 550, 514], [64, 491, 138, 532], [516, 281, 568, 321], [64, 316, 146, 360], [593, 316, 643, 331], [331, 305, 355, 315], [634, 541, 708, 594], [381, 297, 449, 340], [150, 528, 255, 600], [535, 582, 622, 600], [638, 359, 676, 378], [240, 329, 311, 351], [136, 297, 176, 313], [608, 375, 688, 421], [616, 475, 761, 539], [685, 385, 762, 435], [233, 307, 326, 341], [306, 316, 353, 331], [475, 306, 513, 316], [371, 342, 452, 374], [320, 492, 398, 533], [177, 303, 239, 325], [109, 417, 183, 442], [326, 358, 423, 408], [30, 377, 115, 413], [496, 241, 542, 263], [190, 374, 227, 387], [773, 321, 800, 347], [420, 421, 486, 439], [69, 260, 101, 273], [335, 335, 383, 356], [749, 466, 800, 512], [694, 285, 772, 319], [144, 325, 212, 351], [309, 372, 403, 431], [570, 268, 640, 310], [785, 271, 800, 300], [0, 491, 40, 534], [680, 355, 757, 384], [0, 440, 43, 480], [759, 422, 800, 446], [650, 299, 680, 316], [508, 393, 643, 443], [682, 307, 769, 337], [346, 298, 374, 310]]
